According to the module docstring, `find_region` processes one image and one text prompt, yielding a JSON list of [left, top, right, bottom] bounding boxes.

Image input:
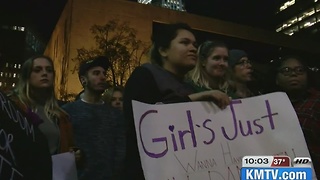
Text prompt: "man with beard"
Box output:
[[275, 55, 320, 178], [62, 56, 125, 180]]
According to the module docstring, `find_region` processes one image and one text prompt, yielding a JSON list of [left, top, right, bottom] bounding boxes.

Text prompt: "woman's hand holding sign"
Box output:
[[188, 90, 231, 109]]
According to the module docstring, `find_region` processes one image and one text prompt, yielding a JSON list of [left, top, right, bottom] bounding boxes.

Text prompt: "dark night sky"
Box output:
[[0, 0, 66, 41], [186, 0, 277, 30], [0, 0, 277, 43]]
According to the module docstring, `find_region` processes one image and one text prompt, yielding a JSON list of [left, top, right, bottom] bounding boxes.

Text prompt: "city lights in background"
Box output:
[[1, 25, 25, 32], [0, 62, 21, 87], [279, 0, 295, 12], [138, 0, 152, 4], [276, 1, 320, 36], [138, 0, 185, 11]]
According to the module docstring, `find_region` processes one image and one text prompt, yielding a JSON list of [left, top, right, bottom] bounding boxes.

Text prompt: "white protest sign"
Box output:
[[52, 152, 78, 180], [132, 92, 317, 180]]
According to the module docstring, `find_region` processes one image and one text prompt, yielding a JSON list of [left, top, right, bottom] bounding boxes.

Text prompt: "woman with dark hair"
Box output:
[[274, 55, 320, 178], [123, 23, 230, 179], [227, 49, 255, 98], [9, 55, 75, 155]]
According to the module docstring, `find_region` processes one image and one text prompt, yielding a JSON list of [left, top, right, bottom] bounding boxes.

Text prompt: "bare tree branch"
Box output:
[[72, 19, 149, 87]]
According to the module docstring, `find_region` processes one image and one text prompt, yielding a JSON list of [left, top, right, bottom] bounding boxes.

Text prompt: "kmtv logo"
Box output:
[[293, 157, 312, 167]]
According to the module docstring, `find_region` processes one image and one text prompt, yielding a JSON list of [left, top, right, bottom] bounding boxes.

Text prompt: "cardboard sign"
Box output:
[[0, 91, 51, 180], [132, 92, 317, 180]]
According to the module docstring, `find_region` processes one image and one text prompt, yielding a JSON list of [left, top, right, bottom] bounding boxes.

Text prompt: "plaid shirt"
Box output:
[[292, 88, 320, 177]]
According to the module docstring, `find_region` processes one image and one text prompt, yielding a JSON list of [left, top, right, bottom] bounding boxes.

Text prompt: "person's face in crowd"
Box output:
[[204, 47, 229, 78], [276, 58, 307, 93], [160, 29, 197, 73], [29, 57, 54, 89], [233, 56, 253, 83], [82, 66, 107, 94], [111, 90, 123, 111]]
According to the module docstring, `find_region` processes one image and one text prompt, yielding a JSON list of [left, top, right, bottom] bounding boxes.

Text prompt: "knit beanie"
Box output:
[[229, 49, 248, 67]]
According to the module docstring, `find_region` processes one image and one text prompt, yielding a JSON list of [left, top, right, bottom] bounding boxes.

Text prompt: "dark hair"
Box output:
[[150, 23, 194, 66], [272, 55, 311, 90], [273, 55, 308, 70], [198, 40, 228, 62], [273, 55, 310, 77]]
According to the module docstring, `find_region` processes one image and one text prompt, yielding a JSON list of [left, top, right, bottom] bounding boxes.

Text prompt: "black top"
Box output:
[[0, 91, 52, 180], [123, 64, 195, 180], [62, 100, 126, 180]]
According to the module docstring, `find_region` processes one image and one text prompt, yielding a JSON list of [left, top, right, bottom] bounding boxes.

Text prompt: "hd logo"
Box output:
[[293, 157, 312, 168]]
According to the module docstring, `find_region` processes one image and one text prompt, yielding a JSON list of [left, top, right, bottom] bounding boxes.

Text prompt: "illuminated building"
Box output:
[[138, 0, 152, 4], [138, 0, 185, 11], [275, 0, 320, 38], [0, 24, 25, 92]]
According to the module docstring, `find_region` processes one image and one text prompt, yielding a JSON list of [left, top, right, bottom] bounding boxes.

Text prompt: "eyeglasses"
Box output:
[[235, 60, 252, 67], [278, 66, 306, 76]]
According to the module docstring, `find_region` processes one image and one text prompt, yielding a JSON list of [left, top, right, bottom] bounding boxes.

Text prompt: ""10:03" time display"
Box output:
[[242, 156, 291, 167]]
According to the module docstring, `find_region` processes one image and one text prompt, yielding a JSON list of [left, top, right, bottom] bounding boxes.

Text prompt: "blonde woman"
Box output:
[[102, 86, 124, 111], [188, 40, 236, 98], [9, 55, 74, 154]]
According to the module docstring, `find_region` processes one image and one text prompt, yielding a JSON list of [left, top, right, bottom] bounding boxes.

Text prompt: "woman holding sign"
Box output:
[[187, 40, 238, 98], [123, 23, 231, 179], [9, 55, 76, 155]]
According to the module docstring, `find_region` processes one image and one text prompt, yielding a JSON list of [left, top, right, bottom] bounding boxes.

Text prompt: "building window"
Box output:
[[138, 0, 151, 4], [5, 63, 8, 67], [288, 16, 298, 25], [283, 25, 298, 36], [12, 83, 15, 87], [14, 64, 17, 68], [276, 7, 320, 33], [13, 73, 16, 78], [281, 16, 298, 30], [0, 82, 2, 87], [298, 8, 315, 21], [299, 18, 317, 29], [8, 73, 11, 78], [17, 26, 25, 31], [12, 26, 25, 32], [5, 73, 8, 77], [284, 30, 293, 36], [316, 3, 320, 12], [0, 72, 3, 77], [18, 64, 21, 69], [279, 0, 295, 12]]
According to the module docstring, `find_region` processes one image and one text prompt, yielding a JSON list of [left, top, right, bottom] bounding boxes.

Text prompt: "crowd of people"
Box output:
[[0, 22, 319, 180]]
